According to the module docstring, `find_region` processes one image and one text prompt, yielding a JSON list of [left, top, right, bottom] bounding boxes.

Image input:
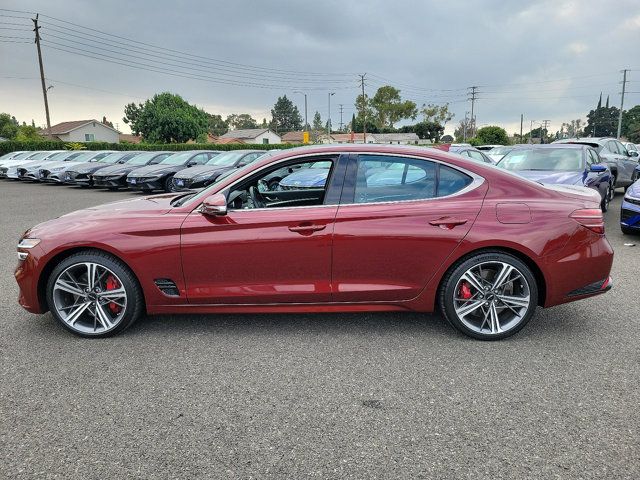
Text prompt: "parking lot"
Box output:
[[0, 180, 638, 479]]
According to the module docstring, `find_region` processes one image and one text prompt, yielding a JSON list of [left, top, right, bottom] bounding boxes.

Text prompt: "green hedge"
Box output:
[[0, 140, 302, 155]]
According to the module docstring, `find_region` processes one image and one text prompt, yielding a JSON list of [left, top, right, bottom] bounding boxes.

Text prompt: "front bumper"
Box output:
[[15, 246, 46, 314], [621, 198, 640, 230], [94, 175, 126, 188], [39, 169, 64, 183], [0, 166, 8, 178], [127, 177, 164, 191]]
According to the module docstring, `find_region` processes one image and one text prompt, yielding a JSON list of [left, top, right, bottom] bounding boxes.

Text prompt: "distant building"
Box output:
[[44, 119, 120, 143], [281, 131, 306, 143], [119, 133, 142, 144], [219, 128, 281, 144], [368, 132, 420, 144]]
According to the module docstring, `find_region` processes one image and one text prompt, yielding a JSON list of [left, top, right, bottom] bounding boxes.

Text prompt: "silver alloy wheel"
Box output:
[[453, 261, 531, 335], [52, 262, 127, 334]]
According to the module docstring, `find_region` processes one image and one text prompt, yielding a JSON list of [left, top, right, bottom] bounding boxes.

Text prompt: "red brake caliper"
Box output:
[[105, 275, 121, 314], [458, 281, 473, 300]]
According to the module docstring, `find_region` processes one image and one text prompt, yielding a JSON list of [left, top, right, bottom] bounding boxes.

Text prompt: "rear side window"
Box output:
[[353, 155, 472, 204]]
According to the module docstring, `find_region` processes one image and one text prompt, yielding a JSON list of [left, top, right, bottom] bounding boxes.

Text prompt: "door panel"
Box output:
[[181, 206, 337, 304], [331, 155, 486, 302]]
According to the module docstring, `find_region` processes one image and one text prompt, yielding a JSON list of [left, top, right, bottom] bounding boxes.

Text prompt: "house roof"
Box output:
[[216, 137, 245, 144], [219, 128, 272, 140], [281, 131, 305, 142], [47, 119, 120, 135]]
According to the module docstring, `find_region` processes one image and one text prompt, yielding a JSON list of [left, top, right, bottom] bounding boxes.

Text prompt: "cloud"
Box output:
[[566, 42, 588, 55]]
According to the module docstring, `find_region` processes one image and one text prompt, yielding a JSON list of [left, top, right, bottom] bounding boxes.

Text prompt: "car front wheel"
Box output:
[[439, 252, 538, 340], [46, 251, 144, 337], [164, 175, 177, 193]]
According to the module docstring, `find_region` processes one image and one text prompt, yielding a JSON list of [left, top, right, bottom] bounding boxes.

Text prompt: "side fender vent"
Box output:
[[154, 278, 180, 297]]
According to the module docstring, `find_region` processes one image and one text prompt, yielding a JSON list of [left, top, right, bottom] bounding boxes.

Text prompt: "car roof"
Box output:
[[512, 143, 587, 149]]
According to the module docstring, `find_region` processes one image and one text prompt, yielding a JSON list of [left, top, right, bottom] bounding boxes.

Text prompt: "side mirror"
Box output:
[[187, 161, 197, 167], [629, 151, 639, 158], [200, 193, 227, 216], [590, 164, 607, 173]]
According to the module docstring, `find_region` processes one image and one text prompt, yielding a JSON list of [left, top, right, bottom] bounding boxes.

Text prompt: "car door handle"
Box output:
[[429, 217, 468, 229], [288, 223, 327, 233]]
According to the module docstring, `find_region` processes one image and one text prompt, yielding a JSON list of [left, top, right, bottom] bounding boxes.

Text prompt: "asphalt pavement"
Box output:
[[0, 180, 638, 479]]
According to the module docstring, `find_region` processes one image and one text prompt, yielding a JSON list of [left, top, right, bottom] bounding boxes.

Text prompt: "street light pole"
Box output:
[[328, 92, 335, 140]]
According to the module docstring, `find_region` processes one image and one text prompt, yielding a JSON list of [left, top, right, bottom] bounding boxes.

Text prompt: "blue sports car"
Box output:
[[496, 144, 613, 211], [621, 179, 640, 234]]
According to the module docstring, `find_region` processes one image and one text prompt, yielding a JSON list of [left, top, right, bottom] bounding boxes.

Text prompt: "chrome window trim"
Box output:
[[193, 150, 486, 213]]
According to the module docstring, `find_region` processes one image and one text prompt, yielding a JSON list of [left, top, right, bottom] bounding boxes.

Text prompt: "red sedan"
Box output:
[[15, 145, 613, 340]]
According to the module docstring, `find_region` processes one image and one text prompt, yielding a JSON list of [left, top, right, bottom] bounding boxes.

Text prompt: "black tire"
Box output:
[[45, 251, 144, 338], [609, 176, 617, 199], [621, 225, 636, 235], [108, 187, 118, 191], [164, 175, 177, 193], [439, 251, 539, 340], [601, 184, 611, 212]]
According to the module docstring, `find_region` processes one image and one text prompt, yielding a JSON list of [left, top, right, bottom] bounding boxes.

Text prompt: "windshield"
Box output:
[[99, 152, 129, 163], [498, 148, 583, 171], [25, 151, 52, 161], [160, 152, 194, 165], [126, 152, 159, 165], [489, 147, 512, 155], [206, 152, 243, 166]]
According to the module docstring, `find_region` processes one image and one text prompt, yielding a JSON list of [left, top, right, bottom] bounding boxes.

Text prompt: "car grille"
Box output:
[[65, 171, 78, 181], [621, 208, 640, 224], [39, 169, 50, 178], [0, 167, 7, 176], [17, 168, 27, 178], [130, 177, 154, 183]]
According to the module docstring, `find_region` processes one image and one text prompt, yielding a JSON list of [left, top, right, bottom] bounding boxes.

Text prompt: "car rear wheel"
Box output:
[[46, 251, 144, 338], [439, 252, 538, 340], [601, 184, 611, 212]]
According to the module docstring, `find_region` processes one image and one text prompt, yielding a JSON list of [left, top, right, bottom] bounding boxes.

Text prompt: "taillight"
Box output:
[[570, 209, 604, 234]]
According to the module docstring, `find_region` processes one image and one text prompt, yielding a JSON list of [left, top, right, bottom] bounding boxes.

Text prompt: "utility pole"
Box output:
[[617, 69, 628, 139], [338, 104, 344, 131], [541, 119, 550, 144], [327, 92, 335, 139], [520, 114, 523, 143], [529, 120, 535, 144], [359, 74, 367, 143], [32, 14, 51, 138], [468, 86, 478, 138], [463, 111, 469, 142]]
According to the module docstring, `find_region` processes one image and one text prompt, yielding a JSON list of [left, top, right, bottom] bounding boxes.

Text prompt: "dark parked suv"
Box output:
[[554, 137, 639, 190]]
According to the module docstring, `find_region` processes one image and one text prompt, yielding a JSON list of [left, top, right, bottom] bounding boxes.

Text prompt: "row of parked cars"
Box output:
[[0, 149, 281, 193], [472, 137, 640, 234]]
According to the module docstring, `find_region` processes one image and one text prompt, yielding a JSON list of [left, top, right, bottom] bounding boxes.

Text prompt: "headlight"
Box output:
[[51, 166, 64, 172], [17, 238, 40, 260]]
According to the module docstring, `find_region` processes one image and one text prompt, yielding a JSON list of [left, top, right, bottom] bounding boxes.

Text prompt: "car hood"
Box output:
[[280, 168, 329, 187], [92, 163, 142, 176], [1, 158, 34, 168], [512, 170, 584, 185], [26, 194, 182, 238], [128, 164, 184, 177], [40, 160, 86, 171], [71, 162, 113, 174], [174, 165, 231, 179]]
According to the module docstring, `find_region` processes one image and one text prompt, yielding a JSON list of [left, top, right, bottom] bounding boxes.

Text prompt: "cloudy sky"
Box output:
[[1, 0, 639, 136]]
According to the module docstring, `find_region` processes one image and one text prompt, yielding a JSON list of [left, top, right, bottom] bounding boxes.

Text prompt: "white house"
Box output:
[[219, 128, 281, 144], [45, 119, 120, 143]]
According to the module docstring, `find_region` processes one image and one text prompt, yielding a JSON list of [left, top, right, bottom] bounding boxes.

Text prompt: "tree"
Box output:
[[560, 119, 584, 138], [369, 86, 417, 128], [622, 105, 640, 142], [401, 121, 443, 141], [123, 102, 143, 135], [122, 92, 208, 143], [454, 117, 476, 142], [270, 95, 302, 133], [312, 111, 323, 131], [0, 113, 19, 139], [421, 103, 454, 128], [584, 95, 619, 137], [226, 113, 258, 130], [15, 125, 42, 141], [474, 126, 510, 145], [354, 93, 375, 127], [102, 116, 114, 129], [206, 113, 228, 137]]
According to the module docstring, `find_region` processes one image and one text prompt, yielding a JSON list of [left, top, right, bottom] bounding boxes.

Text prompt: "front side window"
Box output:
[[353, 155, 471, 204], [227, 157, 335, 210]]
